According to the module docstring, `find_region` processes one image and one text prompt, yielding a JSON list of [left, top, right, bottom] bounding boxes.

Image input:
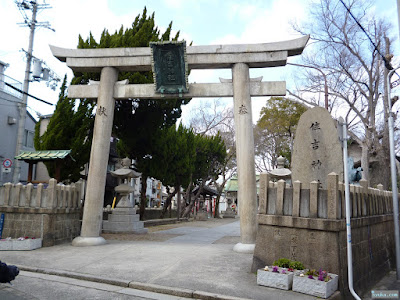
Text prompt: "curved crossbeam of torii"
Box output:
[[50, 35, 309, 251]]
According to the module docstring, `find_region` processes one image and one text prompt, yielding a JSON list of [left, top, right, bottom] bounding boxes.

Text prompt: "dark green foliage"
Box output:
[[34, 76, 94, 182], [272, 258, 291, 268], [155, 124, 196, 188], [289, 261, 305, 270], [70, 7, 190, 218], [272, 258, 305, 270], [255, 97, 307, 170], [151, 124, 226, 188], [73, 7, 189, 174], [192, 133, 227, 184]]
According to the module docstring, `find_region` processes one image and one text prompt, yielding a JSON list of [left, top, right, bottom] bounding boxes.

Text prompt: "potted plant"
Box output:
[[292, 268, 338, 298], [257, 258, 304, 290]]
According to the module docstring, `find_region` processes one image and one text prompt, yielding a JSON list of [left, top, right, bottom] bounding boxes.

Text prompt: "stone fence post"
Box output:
[[327, 172, 339, 219], [46, 178, 57, 209], [259, 173, 269, 214]]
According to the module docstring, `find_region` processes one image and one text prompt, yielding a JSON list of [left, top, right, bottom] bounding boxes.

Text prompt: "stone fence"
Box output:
[[252, 172, 397, 299], [0, 179, 82, 247]]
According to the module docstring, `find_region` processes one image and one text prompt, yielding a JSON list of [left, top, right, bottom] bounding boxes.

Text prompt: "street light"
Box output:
[[287, 63, 329, 110]]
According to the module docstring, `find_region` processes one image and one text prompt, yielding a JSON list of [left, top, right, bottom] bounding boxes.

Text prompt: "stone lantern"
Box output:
[[111, 157, 141, 210], [102, 158, 148, 234], [268, 156, 292, 183]]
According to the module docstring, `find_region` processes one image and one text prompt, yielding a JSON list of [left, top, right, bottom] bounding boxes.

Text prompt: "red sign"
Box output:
[[2, 159, 12, 168]]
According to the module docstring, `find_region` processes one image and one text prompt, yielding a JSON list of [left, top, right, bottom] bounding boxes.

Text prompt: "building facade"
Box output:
[[0, 61, 36, 185]]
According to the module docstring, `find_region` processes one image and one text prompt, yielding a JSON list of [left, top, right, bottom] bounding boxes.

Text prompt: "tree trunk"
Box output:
[[185, 179, 193, 210], [181, 181, 205, 218], [160, 187, 178, 219], [139, 176, 147, 221], [177, 185, 181, 221], [214, 194, 221, 218], [361, 143, 370, 185]]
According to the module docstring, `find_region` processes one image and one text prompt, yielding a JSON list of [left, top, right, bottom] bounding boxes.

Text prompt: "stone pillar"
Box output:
[[72, 67, 118, 247], [232, 63, 257, 253], [292, 180, 301, 217], [258, 173, 269, 214]]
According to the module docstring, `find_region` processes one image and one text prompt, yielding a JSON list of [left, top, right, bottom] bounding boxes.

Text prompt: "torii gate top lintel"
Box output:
[[50, 35, 309, 72]]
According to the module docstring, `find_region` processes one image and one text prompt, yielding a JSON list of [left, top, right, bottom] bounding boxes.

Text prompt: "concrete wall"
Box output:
[[0, 69, 36, 185], [252, 173, 396, 299], [0, 178, 82, 246]]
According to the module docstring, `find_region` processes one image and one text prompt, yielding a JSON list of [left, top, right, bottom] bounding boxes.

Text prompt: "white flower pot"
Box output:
[[257, 268, 294, 290], [292, 273, 338, 298], [0, 238, 42, 251]]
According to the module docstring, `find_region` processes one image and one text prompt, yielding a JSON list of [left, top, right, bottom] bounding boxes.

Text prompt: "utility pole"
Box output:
[[397, 0, 400, 44], [12, 0, 53, 183]]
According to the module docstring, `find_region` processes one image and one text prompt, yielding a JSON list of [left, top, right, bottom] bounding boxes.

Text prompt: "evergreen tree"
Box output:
[[181, 132, 227, 218], [34, 76, 94, 182], [74, 7, 190, 219], [254, 97, 307, 172]]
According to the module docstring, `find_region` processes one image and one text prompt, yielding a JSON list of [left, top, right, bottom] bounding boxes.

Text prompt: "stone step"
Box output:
[[102, 220, 147, 233], [108, 214, 140, 223], [111, 207, 137, 215]]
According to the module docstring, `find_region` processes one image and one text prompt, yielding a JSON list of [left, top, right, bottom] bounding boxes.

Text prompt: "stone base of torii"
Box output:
[[50, 35, 309, 253]]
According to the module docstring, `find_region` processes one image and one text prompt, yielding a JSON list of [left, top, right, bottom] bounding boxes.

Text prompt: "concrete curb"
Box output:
[[17, 265, 251, 300]]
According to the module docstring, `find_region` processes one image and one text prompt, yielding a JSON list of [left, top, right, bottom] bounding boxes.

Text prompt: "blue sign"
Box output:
[[0, 214, 4, 238]]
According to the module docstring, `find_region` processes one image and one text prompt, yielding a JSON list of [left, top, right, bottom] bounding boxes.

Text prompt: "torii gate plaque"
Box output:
[[50, 35, 309, 252]]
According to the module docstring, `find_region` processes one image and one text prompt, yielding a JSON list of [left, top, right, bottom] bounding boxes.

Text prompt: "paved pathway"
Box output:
[[0, 219, 318, 300], [160, 220, 240, 244]]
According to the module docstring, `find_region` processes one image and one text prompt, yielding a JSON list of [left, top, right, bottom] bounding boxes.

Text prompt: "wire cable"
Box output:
[[4, 82, 53, 105], [338, 0, 400, 79]]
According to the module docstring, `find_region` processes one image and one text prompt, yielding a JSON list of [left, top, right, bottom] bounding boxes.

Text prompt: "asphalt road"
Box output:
[[0, 271, 190, 300]]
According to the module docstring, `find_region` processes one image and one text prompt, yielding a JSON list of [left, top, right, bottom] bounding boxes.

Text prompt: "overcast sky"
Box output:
[[0, 0, 397, 123]]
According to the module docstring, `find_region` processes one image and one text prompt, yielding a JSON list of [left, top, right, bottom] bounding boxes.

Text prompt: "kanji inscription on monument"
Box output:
[[291, 107, 343, 189], [150, 41, 188, 95]]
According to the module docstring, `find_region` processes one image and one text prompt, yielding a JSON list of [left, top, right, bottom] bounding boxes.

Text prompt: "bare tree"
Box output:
[[290, 0, 396, 188], [186, 99, 236, 217]]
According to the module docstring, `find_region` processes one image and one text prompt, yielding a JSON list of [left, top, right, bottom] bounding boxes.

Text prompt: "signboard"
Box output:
[[0, 214, 4, 238], [150, 41, 188, 96], [2, 159, 12, 168], [391, 79, 400, 89]]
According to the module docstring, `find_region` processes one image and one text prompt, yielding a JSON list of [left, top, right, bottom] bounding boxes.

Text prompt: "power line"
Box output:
[[4, 82, 53, 105], [338, 0, 393, 70]]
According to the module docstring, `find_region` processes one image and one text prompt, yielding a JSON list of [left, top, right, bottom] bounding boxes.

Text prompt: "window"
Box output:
[[24, 130, 34, 148]]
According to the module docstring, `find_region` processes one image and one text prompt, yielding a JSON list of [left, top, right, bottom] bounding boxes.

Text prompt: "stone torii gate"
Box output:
[[50, 35, 309, 252]]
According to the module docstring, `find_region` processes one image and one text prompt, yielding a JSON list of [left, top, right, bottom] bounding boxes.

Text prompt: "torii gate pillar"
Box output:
[[232, 63, 257, 253], [72, 67, 118, 246]]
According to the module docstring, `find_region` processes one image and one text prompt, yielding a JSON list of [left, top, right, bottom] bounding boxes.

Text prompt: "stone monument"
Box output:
[[291, 107, 343, 188], [222, 198, 236, 218], [102, 158, 148, 234]]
